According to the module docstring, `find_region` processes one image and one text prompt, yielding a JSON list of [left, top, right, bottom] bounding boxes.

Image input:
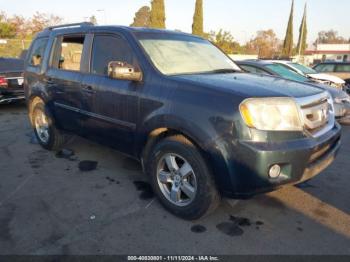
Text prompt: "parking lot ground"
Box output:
[[0, 103, 350, 255]]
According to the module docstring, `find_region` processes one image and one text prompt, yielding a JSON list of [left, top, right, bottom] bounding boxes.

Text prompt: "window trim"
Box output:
[[89, 32, 141, 77], [48, 33, 87, 73], [28, 37, 49, 68]]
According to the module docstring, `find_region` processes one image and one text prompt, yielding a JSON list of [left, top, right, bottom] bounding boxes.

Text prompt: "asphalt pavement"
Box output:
[[0, 103, 349, 255]]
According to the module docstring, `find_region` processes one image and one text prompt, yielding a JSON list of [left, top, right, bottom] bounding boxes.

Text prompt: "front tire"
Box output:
[[147, 135, 220, 220], [31, 102, 67, 151]]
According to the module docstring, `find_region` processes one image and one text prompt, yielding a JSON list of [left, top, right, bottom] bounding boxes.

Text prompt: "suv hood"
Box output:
[[308, 73, 345, 84], [173, 73, 323, 98]]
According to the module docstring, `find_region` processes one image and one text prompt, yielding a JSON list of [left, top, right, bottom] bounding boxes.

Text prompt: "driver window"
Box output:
[[91, 34, 138, 76]]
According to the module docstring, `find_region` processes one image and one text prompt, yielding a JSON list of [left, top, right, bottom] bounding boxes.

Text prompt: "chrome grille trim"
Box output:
[[295, 91, 335, 138]]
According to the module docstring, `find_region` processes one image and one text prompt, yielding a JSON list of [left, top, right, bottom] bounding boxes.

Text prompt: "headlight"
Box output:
[[239, 97, 303, 131]]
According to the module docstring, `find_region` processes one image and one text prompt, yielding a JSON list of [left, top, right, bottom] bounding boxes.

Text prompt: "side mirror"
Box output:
[[108, 61, 142, 82]]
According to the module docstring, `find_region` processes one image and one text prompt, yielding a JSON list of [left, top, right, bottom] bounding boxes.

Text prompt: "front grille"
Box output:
[[296, 92, 335, 137]]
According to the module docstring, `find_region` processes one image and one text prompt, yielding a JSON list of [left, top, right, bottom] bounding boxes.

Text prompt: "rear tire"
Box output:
[[31, 102, 67, 151], [147, 135, 220, 220]]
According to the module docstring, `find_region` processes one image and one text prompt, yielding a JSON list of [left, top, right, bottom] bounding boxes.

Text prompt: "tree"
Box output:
[[296, 4, 307, 56], [245, 30, 281, 58], [0, 11, 7, 22], [130, 6, 151, 27], [209, 29, 241, 54], [192, 0, 204, 37], [29, 12, 63, 35], [89, 15, 98, 25], [149, 0, 166, 29], [282, 0, 294, 57], [8, 15, 28, 39], [0, 22, 16, 38], [315, 30, 349, 44]]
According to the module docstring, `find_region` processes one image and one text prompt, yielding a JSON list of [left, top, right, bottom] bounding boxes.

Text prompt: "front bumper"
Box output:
[[222, 123, 341, 198]]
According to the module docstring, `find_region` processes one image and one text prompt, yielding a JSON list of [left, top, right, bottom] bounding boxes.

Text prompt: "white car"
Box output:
[[270, 60, 346, 90]]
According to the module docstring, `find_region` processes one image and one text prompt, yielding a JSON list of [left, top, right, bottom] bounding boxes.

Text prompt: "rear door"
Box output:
[[25, 37, 49, 98], [80, 33, 141, 155], [46, 34, 88, 132]]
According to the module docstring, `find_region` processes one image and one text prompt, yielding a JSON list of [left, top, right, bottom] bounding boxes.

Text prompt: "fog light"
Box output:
[[269, 164, 281, 178]]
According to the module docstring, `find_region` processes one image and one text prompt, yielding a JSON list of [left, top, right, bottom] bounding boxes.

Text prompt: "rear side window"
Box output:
[[91, 34, 138, 76], [335, 64, 350, 72], [240, 65, 269, 75], [315, 64, 335, 72], [28, 38, 48, 67], [51, 35, 85, 72]]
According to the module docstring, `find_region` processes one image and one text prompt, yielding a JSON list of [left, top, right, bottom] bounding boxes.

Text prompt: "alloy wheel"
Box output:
[[156, 153, 197, 207]]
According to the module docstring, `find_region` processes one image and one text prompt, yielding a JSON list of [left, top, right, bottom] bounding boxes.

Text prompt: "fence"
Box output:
[[0, 39, 32, 58]]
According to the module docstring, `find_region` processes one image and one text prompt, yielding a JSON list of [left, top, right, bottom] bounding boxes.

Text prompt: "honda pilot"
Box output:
[[24, 23, 341, 220]]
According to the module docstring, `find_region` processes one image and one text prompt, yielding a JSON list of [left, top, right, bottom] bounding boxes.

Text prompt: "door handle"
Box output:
[[82, 85, 96, 94]]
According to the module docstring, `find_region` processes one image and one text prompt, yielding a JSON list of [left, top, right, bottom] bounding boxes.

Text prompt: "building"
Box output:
[[304, 43, 350, 65]]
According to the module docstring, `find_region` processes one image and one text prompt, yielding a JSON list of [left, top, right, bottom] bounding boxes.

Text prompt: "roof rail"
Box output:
[[47, 22, 94, 31]]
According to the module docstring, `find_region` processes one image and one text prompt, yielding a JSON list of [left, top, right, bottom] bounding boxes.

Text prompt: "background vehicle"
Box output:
[[270, 60, 346, 90], [24, 23, 341, 220], [0, 57, 25, 104], [314, 62, 350, 89], [237, 60, 350, 123]]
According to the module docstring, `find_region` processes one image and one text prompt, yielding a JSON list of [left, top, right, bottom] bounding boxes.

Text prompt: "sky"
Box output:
[[1, 0, 350, 44]]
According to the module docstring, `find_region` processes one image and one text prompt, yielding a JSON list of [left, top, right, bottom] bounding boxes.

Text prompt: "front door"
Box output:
[[81, 33, 141, 155]]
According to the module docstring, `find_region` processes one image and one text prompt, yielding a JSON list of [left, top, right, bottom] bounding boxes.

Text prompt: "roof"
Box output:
[[37, 23, 199, 39]]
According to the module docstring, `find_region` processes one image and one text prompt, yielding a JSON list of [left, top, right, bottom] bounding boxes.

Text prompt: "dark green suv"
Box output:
[[24, 23, 341, 219]]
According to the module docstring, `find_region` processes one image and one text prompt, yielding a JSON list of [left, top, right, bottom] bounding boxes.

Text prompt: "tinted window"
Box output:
[[240, 65, 269, 75], [265, 64, 309, 82], [51, 35, 85, 71], [315, 64, 335, 73], [290, 63, 317, 74], [28, 38, 48, 67], [91, 35, 138, 75], [335, 64, 350, 72]]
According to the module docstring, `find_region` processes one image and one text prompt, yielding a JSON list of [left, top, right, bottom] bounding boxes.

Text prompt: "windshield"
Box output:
[[136, 34, 241, 76], [290, 63, 317, 74], [265, 64, 309, 82]]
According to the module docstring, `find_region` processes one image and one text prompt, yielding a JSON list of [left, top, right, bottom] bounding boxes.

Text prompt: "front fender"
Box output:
[[137, 113, 237, 195]]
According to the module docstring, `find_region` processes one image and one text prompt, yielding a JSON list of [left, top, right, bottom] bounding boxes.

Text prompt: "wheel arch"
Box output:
[[28, 96, 46, 126], [140, 127, 210, 166], [28, 95, 56, 127]]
